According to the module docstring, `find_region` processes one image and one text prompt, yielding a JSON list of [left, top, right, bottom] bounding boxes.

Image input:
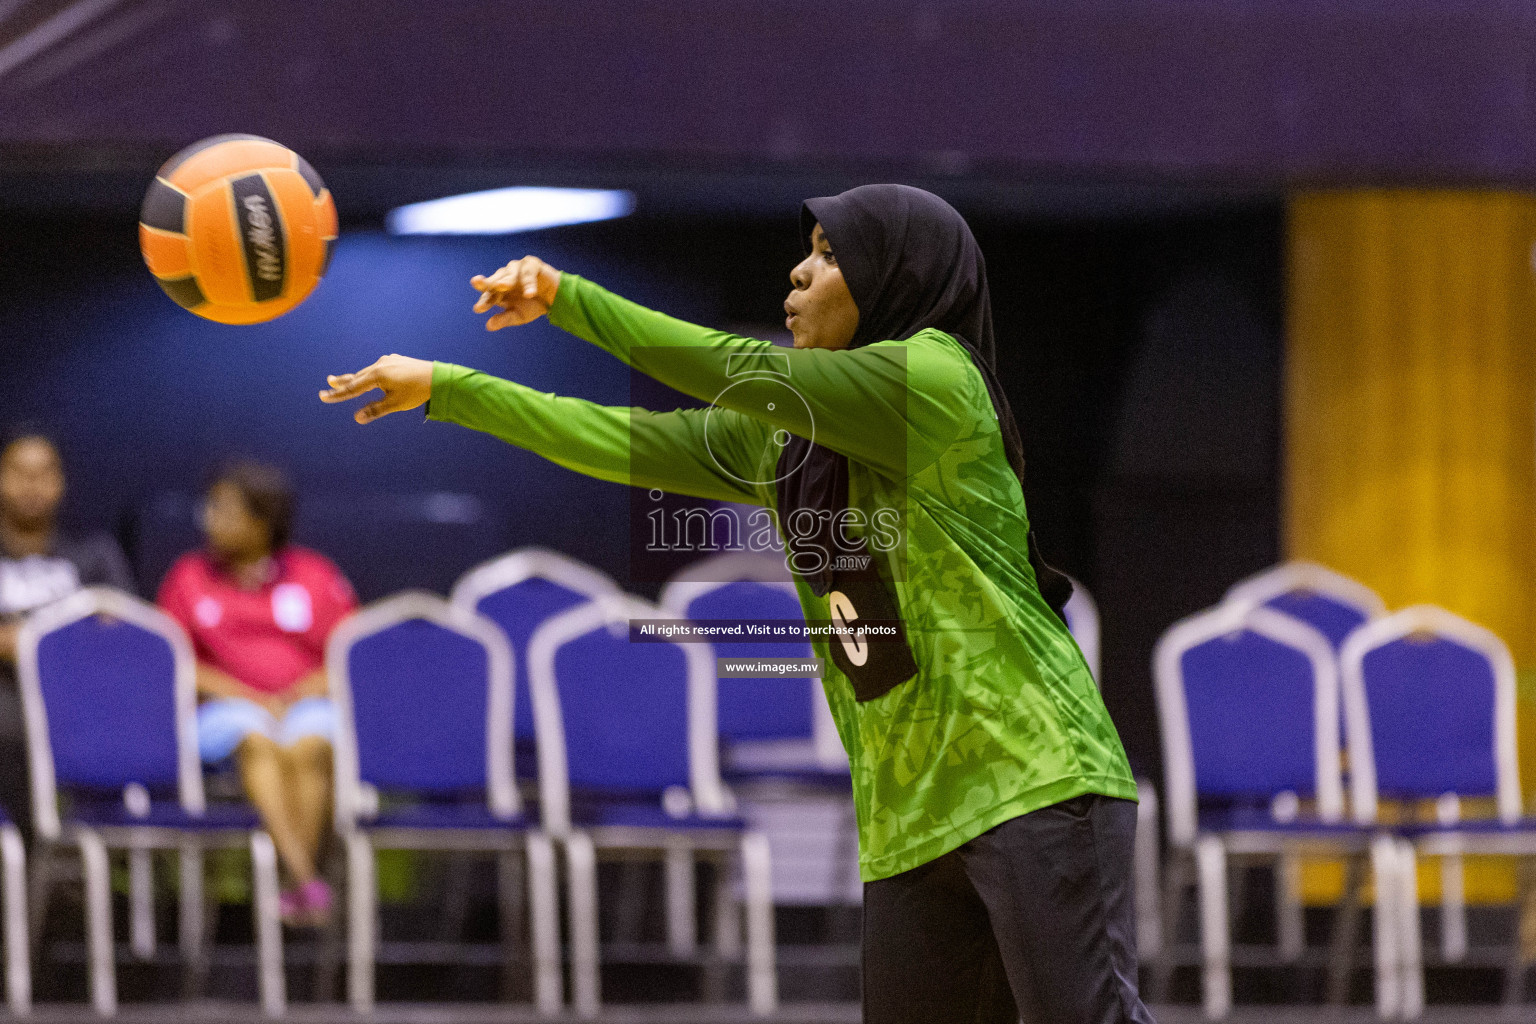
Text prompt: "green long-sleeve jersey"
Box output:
[[427, 273, 1137, 881]]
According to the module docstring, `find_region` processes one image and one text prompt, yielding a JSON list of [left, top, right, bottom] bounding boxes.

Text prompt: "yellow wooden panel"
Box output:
[[1287, 190, 1536, 904], [1299, 855, 1517, 907]]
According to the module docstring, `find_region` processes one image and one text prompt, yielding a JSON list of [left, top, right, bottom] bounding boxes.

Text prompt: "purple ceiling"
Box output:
[[0, 0, 1532, 208]]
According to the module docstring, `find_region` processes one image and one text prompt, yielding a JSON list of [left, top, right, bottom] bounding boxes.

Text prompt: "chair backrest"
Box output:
[[661, 552, 844, 768], [1155, 601, 1343, 848], [526, 594, 727, 835], [1339, 604, 1520, 825], [451, 547, 620, 741], [16, 587, 203, 841], [329, 591, 516, 828], [1062, 575, 1101, 683], [1225, 560, 1386, 650]]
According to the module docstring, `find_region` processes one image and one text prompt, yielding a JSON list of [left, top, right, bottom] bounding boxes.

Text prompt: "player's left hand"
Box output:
[[471, 256, 561, 329], [319, 354, 434, 424]]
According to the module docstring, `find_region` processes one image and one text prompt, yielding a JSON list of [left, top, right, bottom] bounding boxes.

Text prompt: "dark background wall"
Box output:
[[0, 201, 1283, 778], [6, 1, 1535, 188]]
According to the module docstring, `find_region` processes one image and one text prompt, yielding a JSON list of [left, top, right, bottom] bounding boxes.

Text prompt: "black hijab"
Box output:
[[772, 184, 1073, 617]]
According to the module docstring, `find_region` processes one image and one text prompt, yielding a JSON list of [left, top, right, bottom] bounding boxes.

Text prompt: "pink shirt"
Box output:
[[158, 547, 358, 695]]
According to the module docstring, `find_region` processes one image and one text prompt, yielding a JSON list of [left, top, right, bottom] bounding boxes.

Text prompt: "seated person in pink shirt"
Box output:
[[158, 462, 357, 925]]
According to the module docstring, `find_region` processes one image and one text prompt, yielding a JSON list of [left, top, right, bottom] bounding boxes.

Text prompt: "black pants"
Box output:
[[862, 794, 1156, 1024]]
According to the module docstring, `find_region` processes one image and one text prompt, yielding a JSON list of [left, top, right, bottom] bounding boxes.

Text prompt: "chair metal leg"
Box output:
[[249, 832, 285, 1017], [1, 823, 30, 1015], [345, 831, 376, 1013], [665, 840, 696, 957], [177, 843, 206, 999], [565, 833, 600, 1020], [1195, 835, 1230, 1019], [128, 847, 155, 961], [1134, 781, 1163, 962], [741, 831, 777, 1017], [1368, 835, 1402, 1019], [524, 834, 561, 1017], [77, 829, 115, 1017], [1395, 840, 1424, 1019], [1504, 855, 1534, 1007], [1439, 851, 1467, 963]]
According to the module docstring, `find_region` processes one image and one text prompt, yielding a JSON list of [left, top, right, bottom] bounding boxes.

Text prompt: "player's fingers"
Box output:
[[472, 275, 510, 312], [475, 258, 542, 310], [325, 368, 375, 397], [486, 261, 521, 289], [319, 366, 379, 402], [354, 395, 402, 424], [473, 279, 513, 310], [486, 307, 530, 331], [320, 372, 358, 397]]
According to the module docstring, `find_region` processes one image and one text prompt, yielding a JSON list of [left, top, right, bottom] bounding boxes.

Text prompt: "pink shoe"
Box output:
[[279, 878, 333, 927], [279, 886, 307, 926], [300, 878, 333, 923]]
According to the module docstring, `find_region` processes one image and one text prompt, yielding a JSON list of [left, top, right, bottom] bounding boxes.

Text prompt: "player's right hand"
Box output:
[[319, 354, 434, 424], [472, 256, 561, 329]]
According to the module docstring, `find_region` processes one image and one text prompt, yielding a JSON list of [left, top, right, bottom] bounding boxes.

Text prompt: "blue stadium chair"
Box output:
[[661, 553, 856, 925], [327, 591, 560, 1015], [1340, 605, 1535, 1016], [1155, 600, 1391, 1018], [659, 553, 846, 779], [1225, 560, 1387, 650], [451, 547, 622, 780], [17, 587, 284, 1016], [527, 595, 776, 1018], [1223, 560, 1388, 972]]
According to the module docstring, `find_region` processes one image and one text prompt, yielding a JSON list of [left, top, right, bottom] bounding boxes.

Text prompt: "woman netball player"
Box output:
[[321, 184, 1153, 1024]]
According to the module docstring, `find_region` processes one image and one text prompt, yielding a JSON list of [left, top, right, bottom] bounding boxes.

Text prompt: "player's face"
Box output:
[[0, 438, 65, 532], [202, 482, 273, 562], [786, 223, 859, 350]]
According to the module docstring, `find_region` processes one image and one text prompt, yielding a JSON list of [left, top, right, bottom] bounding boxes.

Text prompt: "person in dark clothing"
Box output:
[[0, 430, 134, 840]]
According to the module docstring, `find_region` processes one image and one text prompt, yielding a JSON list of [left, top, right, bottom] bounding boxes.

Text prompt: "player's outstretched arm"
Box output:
[[318, 354, 434, 423], [320, 352, 771, 505], [472, 259, 960, 478]]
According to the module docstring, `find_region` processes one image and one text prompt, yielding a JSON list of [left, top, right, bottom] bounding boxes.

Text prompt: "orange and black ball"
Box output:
[[138, 134, 337, 324]]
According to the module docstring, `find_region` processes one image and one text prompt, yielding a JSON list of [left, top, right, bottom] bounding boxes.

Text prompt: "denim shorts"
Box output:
[[196, 696, 337, 764]]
